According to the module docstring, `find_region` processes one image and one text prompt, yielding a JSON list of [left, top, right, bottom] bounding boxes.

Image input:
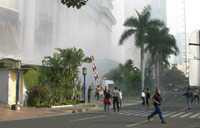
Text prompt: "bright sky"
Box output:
[[167, 0, 200, 35]]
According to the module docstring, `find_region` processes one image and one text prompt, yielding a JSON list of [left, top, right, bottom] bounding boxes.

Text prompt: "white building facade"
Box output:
[[0, 0, 125, 90]]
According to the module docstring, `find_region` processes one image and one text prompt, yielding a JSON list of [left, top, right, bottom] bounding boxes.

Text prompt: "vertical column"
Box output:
[[22, 0, 36, 62]]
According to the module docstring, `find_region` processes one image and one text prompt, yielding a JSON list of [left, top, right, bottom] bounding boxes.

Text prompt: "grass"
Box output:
[[86, 104, 96, 108]]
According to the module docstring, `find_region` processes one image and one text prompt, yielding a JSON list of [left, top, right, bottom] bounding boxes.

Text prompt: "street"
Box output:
[[0, 91, 199, 128]]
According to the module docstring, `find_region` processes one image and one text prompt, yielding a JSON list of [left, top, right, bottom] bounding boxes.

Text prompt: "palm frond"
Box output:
[[148, 19, 165, 28], [142, 5, 151, 15], [124, 17, 139, 28], [119, 29, 136, 45]]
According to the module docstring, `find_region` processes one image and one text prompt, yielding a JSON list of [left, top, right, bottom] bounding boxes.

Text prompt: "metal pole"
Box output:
[[84, 74, 86, 102], [16, 70, 19, 105]]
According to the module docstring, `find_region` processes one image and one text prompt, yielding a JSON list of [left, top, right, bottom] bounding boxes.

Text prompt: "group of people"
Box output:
[[88, 85, 199, 124], [183, 87, 199, 110], [87, 85, 123, 112], [103, 86, 123, 112], [141, 88, 151, 107], [140, 87, 167, 124]]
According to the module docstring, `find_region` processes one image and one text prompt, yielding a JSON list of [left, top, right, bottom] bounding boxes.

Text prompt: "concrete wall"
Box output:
[[8, 70, 17, 104], [0, 69, 9, 103]]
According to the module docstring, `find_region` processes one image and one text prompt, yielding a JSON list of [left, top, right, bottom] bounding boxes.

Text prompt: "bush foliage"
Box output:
[[25, 48, 90, 107]]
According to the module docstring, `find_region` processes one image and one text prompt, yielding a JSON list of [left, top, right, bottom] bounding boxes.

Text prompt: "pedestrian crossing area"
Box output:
[[87, 109, 200, 119]]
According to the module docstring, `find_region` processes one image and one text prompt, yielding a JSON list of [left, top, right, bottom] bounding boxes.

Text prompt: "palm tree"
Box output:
[[145, 26, 179, 88], [119, 6, 163, 90]]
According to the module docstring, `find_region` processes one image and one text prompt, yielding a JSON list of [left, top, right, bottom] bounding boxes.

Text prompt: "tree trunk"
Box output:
[[155, 56, 157, 88], [141, 43, 145, 91], [159, 51, 163, 93], [155, 53, 160, 88]]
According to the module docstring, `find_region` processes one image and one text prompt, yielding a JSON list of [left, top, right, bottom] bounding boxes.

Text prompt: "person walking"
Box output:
[[94, 85, 100, 100], [87, 86, 92, 103], [148, 88, 166, 124], [191, 88, 199, 103], [146, 88, 151, 107], [112, 87, 120, 112], [99, 87, 104, 100], [104, 89, 111, 112], [141, 90, 145, 106], [183, 87, 193, 109], [119, 89, 123, 108]]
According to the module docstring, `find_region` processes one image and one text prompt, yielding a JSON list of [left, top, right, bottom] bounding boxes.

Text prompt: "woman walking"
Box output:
[[104, 89, 111, 112]]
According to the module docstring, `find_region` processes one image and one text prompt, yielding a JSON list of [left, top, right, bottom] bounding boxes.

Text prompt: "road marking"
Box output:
[[142, 111, 168, 116], [126, 111, 144, 116], [163, 112, 177, 117], [142, 112, 152, 116], [71, 115, 106, 122], [118, 110, 138, 115], [178, 107, 188, 111], [162, 111, 169, 114], [134, 111, 151, 116], [179, 112, 193, 118], [126, 119, 154, 127], [170, 112, 185, 117], [189, 112, 200, 118]]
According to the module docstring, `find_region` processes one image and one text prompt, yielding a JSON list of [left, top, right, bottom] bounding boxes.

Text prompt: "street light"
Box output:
[[82, 67, 87, 103], [15, 60, 21, 105]]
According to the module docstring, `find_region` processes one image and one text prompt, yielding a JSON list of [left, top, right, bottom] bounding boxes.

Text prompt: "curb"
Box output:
[[0, 101, 140, 122]]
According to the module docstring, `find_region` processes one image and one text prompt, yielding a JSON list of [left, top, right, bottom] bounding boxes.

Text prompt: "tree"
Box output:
[[119, 5, 163, 90], [163, 66, 187, 89], [61, 0, 88, 9], [104, 60, 141, 97], [145, 26, 179, 88]]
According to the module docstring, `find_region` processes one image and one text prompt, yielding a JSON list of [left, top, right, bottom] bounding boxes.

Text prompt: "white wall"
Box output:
[[0, 69, 9, 103]]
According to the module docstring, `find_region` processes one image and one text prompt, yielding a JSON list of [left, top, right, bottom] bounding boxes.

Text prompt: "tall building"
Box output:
[[166, 0, 188, 75], [150, 0, 167, 24], [0, 0, 123, 86]]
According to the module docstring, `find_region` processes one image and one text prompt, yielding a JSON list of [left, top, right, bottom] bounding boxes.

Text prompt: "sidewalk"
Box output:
[[0, 100, 140, 122]]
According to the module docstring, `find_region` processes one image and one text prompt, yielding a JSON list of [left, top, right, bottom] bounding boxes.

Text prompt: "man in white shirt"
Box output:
[[141, 90, 145, 106], [113, 87, 120, 112]]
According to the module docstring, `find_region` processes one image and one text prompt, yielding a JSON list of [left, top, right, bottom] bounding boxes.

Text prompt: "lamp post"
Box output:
[[82, 67, 87, 103], [15, 60, 21, 105]]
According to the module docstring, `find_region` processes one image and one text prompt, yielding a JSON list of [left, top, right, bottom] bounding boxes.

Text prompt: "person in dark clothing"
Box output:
[[148, 88, 166, 124], [104, 89, 111, 112], [112, 87, 120, 112], [146, 88, 151, 107], [104, 86, 108, 95], [183, 87, 193, 109], [191, 88, 199, 103], [87, 86, 92, 103]]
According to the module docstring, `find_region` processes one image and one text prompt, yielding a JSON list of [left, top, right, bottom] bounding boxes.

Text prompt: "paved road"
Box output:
[[0, 91, 199, 128]]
